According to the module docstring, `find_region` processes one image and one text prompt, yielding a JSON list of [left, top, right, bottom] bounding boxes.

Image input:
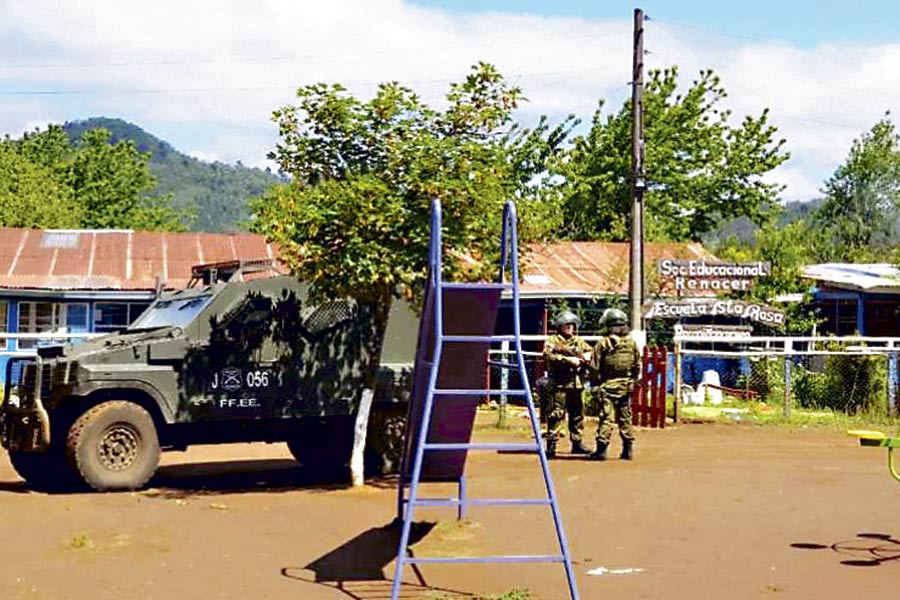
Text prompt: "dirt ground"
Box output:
[[1, 413, 899, 600]]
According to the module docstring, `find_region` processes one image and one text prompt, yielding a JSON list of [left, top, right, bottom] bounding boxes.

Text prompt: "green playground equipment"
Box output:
[[849, 429, 900, 483]]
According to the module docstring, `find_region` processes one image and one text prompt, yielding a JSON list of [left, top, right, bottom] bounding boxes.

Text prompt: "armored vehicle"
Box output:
[[1, 259, 415, 491]]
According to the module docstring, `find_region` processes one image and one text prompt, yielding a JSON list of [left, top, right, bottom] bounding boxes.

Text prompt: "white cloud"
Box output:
[[0, 1, 897, 202]]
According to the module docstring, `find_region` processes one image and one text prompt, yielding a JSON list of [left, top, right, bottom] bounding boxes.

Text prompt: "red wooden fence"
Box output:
[[631, 345, 667, 428]]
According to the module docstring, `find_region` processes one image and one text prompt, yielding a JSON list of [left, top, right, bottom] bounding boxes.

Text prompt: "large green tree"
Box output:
[[715, 219, 821, 334], [251, 63, 573, 362], [559, 67, 789, 242], [0, 143, 82, 228], [812, 117, 900, 262], [1, 125, 188, 231]]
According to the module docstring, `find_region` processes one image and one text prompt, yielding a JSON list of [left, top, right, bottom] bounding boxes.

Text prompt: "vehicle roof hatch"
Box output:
[[188, 258, 281, 286]]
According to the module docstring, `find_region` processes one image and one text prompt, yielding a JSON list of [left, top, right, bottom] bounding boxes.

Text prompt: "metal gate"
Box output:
[[632, 345, 667, 428]]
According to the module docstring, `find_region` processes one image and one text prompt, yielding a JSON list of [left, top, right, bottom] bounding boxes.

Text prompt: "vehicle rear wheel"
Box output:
[[65, 401, 160, 491], [8, 447, 76, 491], [287, 418, 354, 478]]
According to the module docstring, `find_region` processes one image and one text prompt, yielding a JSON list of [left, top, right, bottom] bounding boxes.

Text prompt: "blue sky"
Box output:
[[1, 1, 898, 203], [416, 1, 900, 46]]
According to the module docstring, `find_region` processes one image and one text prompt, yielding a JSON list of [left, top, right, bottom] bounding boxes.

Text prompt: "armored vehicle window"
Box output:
[[129, 295, 213, 330], [95, 302, 152, 333]]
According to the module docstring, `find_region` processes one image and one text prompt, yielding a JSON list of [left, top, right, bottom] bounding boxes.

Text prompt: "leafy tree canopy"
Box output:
[[558, 67, 789, 242], [252, 62, 575, 314], [812, 116, 900, 262], [1, 124, 189, 231], [0, 143, 82, 228], [715, 220, 820, 334]]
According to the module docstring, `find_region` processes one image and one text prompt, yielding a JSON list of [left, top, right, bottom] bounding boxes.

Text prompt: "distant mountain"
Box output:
[[62, 117, 285, 232], [702, 198, 825, 248]]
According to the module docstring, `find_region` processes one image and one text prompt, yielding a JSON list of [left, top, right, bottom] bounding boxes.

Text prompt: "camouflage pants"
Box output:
[[594, 385, 635, 444], [546, 388, 584, 443]]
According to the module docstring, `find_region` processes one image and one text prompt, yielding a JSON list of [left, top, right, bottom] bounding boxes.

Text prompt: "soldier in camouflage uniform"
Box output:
[[542, 311, 593, 458], [589, 308, 641, 461]]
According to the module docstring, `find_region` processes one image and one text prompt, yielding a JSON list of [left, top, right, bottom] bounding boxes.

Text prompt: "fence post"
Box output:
[[889, 341, 898, 417], [498, 340, 509, 429], [673, 339, 681, 424], [783, 339, 792, 420], [653, 346, 667, 428]]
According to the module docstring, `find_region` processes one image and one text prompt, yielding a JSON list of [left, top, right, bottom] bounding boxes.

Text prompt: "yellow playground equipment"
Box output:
[[848, 429, 900, 483]]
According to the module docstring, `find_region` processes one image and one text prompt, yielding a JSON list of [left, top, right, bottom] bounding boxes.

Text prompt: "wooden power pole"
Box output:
[[629, 7, 646, 338]]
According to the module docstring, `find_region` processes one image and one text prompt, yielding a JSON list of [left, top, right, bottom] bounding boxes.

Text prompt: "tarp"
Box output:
[[401, 281, 501, 482]]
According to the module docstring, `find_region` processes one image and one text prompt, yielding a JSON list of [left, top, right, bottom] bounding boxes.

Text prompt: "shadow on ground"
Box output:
[[1, 458, 400, 498], [791, 532, 900, 566], [282, 520, 474, 600]]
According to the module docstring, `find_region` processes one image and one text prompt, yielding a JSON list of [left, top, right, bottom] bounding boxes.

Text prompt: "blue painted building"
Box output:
[[803, 263, 900, 336]]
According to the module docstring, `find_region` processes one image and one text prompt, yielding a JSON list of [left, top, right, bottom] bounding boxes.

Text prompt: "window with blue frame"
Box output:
[[18, 302, 66, 349], [66, 303, 89, 344]]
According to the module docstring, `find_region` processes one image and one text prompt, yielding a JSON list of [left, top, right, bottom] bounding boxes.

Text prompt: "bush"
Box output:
[[747, 356, 785, 404], [792, 364, 827, 408], [792, 354, 886, 413], [823, 354, 886, 413]]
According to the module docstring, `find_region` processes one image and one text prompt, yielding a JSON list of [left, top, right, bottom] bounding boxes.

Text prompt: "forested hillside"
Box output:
[[703, 198, 825, 248], [63, 118, 284, 232]]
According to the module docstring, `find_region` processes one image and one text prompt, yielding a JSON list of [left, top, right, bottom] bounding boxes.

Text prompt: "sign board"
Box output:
[[658, 259, 771, 292], [644, 298, 786, 326], [673, 324, 753, 338]]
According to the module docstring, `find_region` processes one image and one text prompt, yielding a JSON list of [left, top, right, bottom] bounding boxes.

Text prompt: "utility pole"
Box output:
[[629, 7, 646, 344]]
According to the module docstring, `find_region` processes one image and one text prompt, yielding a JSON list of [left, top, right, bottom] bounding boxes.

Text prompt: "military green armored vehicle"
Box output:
[[1, 259, 415, 491]]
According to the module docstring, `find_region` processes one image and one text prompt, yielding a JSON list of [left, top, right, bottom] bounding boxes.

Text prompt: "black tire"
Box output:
[[65, 401, 160, 492], [287, 418, 354, 477], [8, 448, 76, 491]]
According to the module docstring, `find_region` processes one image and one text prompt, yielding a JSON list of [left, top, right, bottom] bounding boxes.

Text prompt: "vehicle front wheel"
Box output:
[[65, 401, 160, 491]]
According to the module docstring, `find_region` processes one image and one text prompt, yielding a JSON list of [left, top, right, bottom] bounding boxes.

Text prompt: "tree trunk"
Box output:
[[349, 291, 394, 487]]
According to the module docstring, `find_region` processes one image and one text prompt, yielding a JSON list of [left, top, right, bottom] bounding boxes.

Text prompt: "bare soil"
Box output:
[[1, 413, 898, 600]]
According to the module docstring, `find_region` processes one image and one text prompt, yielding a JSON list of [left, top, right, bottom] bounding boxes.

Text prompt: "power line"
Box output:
[[0, 62, 632, 98], [0, 28, 614, 71]]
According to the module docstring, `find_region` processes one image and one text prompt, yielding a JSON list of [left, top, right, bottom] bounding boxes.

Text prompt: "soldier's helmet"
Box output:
[[599, 308, 628, 328], [553, 310, 581, 329]]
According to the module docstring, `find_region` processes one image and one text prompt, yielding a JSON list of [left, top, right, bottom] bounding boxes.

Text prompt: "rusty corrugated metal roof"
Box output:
[[0, 228, 280, 291], [0, 226, 717, 298], [520, 241, 717, 297]]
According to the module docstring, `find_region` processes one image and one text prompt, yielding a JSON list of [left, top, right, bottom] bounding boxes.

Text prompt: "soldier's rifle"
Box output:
[[549, 343, 592, 376]]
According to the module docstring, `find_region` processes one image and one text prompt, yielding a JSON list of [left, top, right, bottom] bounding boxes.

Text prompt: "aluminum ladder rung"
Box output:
[[404, 554, 565, 564], [433, 388, 526, 397], [486, 359, 519, 369], [411, 498, 552, 508], [423, 442, 538, 452], [443, 334, 518, 343], [441, 282, 514, 290]]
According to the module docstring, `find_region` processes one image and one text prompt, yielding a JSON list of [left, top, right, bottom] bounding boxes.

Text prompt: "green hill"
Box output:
[[62, 117, 284, 232]]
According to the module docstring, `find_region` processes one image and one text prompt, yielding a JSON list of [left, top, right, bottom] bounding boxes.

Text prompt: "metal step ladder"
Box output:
[[390, 199, 580, 600]]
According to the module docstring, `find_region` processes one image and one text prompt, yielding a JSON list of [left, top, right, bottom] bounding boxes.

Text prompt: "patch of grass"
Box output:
[[680, 399, 899, 434], [484, 589, 532, 600], [66, 532, 95, 551], [425, 588, 533, 600], [475, 406, 536, 436]]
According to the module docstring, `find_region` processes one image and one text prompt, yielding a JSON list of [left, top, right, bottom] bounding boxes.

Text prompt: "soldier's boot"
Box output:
[[545, 439, 557, 459], [620, 440, 634, 461], [588, 441, 608, 461], [570, 440, 590, 455]]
